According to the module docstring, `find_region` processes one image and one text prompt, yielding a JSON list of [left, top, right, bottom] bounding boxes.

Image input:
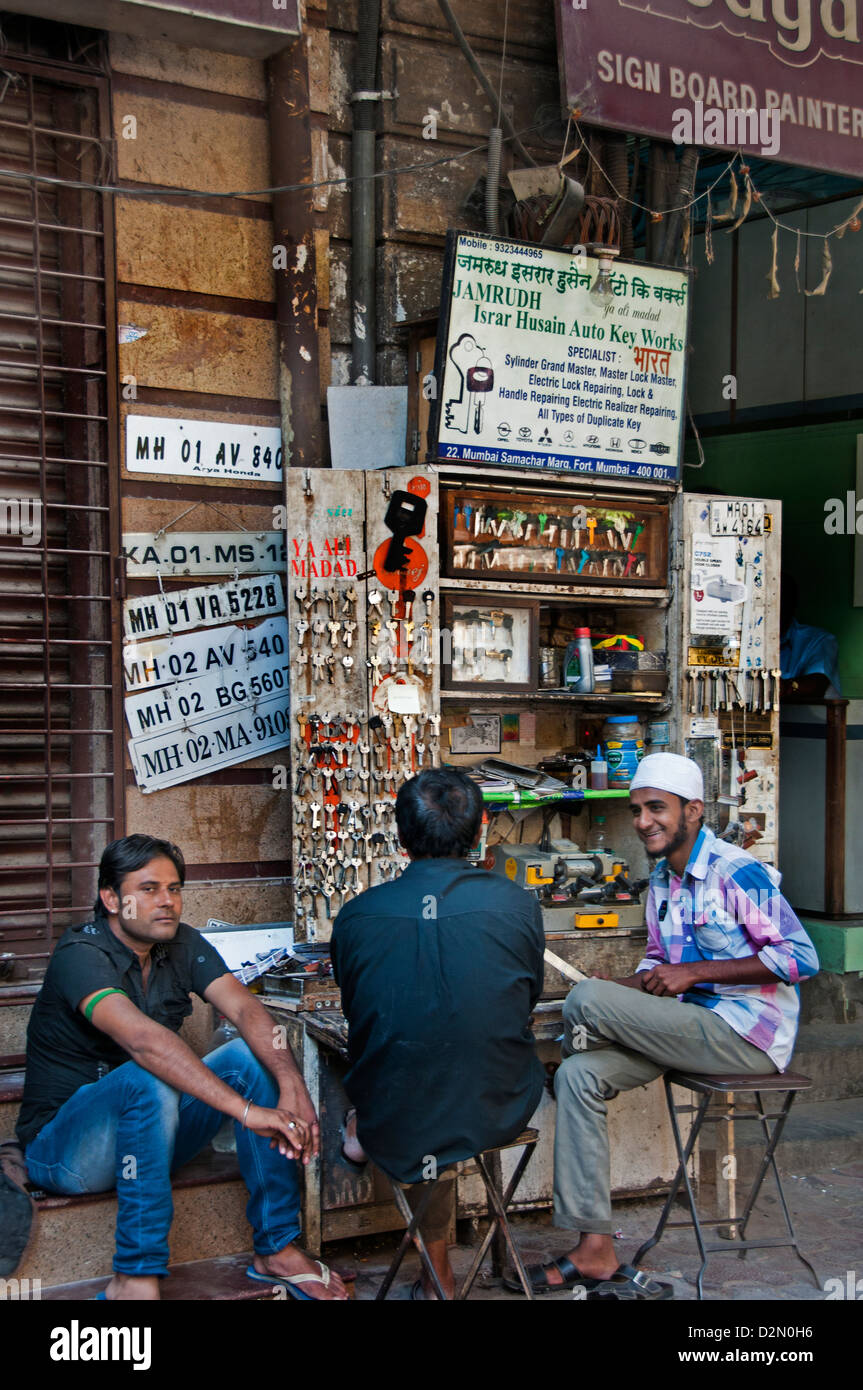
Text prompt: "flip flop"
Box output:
[[589, 1264, 674, 1301], [246, 1260, 338, 1302], [503, 1255, 607, 1296]]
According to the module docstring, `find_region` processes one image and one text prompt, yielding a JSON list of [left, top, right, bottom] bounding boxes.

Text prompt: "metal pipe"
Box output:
[[435, 0, 536, 168], [267, 41, 322, 467], [351, 0, 381, 385], [485, 125, 502, 234]]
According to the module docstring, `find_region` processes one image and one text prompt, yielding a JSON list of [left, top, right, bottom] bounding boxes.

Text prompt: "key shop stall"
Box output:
[[260, 231, 784, 1249]]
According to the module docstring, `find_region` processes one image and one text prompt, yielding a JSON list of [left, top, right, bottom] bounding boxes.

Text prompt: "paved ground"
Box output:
[[339, 1159, 863, 1301]]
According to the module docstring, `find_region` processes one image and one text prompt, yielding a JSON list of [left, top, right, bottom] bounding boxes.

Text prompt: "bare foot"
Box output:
[[253, 1244, 349, 1301], [104, 1274, 161, 1301], [415, 1237, 455, 1299], [542, 1234, 619, 1287], [342, 1109, 367, 1165]]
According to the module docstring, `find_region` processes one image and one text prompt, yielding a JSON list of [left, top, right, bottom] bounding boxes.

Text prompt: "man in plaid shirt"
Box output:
[[512, 753, 818, 1301]]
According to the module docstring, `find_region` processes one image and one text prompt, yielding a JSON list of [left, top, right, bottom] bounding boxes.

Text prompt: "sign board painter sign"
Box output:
[[123, 575, 284, 640], [124, 648, 290, 737], [123, 532, 285, 577], [126, 416, 283, 484], [123, 617, 288, 692], [430, 231, 689, 482], [128, 693, 290, 793]]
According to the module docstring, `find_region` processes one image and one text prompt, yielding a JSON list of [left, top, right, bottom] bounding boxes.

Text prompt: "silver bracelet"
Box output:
[[241, 1099, 252, 1129]]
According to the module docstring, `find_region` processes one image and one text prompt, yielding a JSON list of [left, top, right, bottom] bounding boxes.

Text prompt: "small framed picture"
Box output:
[[449, 715, 502, 755], [442, 595, 538, 692]]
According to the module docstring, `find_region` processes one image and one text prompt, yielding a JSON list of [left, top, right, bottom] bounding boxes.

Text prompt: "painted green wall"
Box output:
[[684, 420, 862, 696]]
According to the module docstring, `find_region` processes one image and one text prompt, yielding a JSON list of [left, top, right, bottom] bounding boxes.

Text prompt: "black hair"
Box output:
[[395, 768, 483, 860], [94, 834, 186, 919]]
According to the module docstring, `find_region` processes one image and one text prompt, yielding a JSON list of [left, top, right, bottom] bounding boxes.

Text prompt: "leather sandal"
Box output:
[[503, 1255, 609, 1295], [589, 1263, 674, 1301]]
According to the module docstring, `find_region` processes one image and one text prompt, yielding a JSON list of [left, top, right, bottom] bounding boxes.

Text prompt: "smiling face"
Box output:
[[629, 787, 703, 867], [100, 855, 183, 954]]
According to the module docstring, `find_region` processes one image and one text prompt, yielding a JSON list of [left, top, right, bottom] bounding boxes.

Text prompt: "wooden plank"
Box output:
[[117, 300, 278, 399], [115, 198, 275, 302], [379, 242, 445, 345], [109, 33, 267, 100], [287, 470, 368, 943], [388, 0, 556, 50], [379, 135, 486, 242], [113, 93, 270, 198], [125, 783, 289, 862], [380, 35, 559, 141]]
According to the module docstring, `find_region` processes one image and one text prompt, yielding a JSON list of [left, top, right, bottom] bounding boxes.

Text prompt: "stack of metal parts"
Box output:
[[261, 946, 340, 1013]]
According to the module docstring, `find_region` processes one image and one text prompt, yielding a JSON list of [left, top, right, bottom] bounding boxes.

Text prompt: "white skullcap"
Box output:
[[629, 752, 704, 802]]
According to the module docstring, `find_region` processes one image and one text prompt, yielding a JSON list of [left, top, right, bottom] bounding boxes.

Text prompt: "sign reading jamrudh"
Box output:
[[430, 231, 690, 482]]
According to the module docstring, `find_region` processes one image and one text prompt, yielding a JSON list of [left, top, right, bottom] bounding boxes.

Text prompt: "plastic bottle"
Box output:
[[587, 814, 607, 852], [590, 745, 608, 790], [564, 627, 595, 693]]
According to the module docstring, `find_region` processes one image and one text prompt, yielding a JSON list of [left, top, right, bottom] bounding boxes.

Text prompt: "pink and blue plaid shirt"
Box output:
[[636, 827, 819, 1071]]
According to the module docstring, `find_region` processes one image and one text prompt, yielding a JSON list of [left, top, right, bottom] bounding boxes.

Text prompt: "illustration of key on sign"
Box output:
[[382, 490, 428, 572], [468, 357, 494, 435]]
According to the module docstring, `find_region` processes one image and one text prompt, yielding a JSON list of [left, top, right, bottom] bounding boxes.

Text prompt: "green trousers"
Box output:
[[553, 978, 777, 1235]]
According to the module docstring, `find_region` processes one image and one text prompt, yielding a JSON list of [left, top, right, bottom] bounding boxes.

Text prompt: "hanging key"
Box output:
[[309, 801, 322, 830], [343, 620, 357, 649], [342, 587, 357, 616], [325, 653, 336, 684], [327, 620, 341, 648], [295, 619, 309, 646]]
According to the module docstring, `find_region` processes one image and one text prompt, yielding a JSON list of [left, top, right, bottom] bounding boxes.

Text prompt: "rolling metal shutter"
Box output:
[[0, 50, 123, 977]]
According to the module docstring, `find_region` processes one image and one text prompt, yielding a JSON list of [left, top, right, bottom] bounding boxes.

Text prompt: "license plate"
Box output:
[[709, 500, 765, 537]]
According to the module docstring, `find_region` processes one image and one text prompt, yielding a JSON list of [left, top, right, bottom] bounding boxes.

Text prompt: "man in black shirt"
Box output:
[[17, 834, 347, 1301], [331, 768, 544, 1299]]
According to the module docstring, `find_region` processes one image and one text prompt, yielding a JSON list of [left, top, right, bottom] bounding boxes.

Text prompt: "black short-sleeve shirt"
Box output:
[[331, 858, 545, 1184], [17, 917, 229, 1149]]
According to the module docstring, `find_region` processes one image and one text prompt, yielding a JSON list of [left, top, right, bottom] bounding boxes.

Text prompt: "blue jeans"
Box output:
[[24, 1039, 302, 1276]]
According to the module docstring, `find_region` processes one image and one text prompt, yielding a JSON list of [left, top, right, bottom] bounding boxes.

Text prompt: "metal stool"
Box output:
[[375, 1128, 539, 1300], [633, 1071, 819, 1300]]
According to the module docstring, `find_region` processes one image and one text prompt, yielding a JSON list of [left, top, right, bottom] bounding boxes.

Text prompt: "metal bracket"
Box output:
[[351, 89, 398, 103]]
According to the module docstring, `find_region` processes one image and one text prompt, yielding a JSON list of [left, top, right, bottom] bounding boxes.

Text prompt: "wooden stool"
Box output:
[[375, 1128, 539, 1300], [633, 1071, 819, 1299]]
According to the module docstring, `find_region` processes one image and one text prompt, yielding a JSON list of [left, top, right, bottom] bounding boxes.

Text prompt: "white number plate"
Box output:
[[709, 500, 765, 537], [128, 693, 290, 792], [124, 576, 284, 640]]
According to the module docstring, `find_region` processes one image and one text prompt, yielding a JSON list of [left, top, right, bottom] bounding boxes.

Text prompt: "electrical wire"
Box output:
[[0, 118, 548, 202], [497, 0, 509, 129], [573, 118, 860, 246]]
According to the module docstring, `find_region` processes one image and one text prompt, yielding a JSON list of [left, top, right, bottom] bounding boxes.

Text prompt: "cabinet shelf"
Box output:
[[441, 688, 667, 705]]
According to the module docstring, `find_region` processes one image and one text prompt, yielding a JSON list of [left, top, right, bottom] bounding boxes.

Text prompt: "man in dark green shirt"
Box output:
[[14, 834, 347, 1301], [331, 768, 545, 1299]]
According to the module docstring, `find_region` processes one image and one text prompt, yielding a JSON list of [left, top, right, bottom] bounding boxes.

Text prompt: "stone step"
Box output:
[[725, 1097, 863, 1184], [37, 1250, 357, 1301], [800, 968, 863, 1026], [15, 1149, 252, 1287], [38, 1253, 277, 1301], [791, 1023, 863, 1103]]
